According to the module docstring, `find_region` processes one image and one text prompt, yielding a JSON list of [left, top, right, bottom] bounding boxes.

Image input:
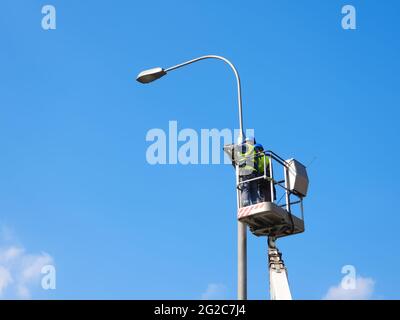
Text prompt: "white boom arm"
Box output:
[[268, 237, 292, 300]]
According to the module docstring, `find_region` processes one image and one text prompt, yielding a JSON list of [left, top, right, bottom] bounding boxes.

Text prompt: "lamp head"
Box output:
[[136, 67, 167, 84]]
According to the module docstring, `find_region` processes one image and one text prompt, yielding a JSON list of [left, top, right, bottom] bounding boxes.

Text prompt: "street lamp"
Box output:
[[137, 55, 248, 300]]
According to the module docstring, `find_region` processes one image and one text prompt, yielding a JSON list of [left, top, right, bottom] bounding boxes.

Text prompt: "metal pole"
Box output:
[[165, 55, 247, 300], [236, 165, 247, 300]]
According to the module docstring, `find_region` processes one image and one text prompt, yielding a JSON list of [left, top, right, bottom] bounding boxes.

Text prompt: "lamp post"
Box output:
[[137, 55, 248, 300]]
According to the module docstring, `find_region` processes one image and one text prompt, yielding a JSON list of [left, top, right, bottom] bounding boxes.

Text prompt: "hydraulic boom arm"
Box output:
[[268, 237, 292, 300]]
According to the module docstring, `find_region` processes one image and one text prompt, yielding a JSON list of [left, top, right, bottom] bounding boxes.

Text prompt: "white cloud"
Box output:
[[20, 253, 53, 281], [0, 266, 13, 295], [201, 283, 227, 300], [0, 246, 24, 263], [323, 276, 375, 300], [0, 227, 54, 299]]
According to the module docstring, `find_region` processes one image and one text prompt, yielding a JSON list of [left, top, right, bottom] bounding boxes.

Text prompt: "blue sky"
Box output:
[[0, 0, 399, 299]]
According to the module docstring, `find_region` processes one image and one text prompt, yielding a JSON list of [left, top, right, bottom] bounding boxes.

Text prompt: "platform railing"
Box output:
[[235, 150, 304, 221]]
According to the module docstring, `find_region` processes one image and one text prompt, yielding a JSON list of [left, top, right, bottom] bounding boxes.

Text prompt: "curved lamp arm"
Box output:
[[136, 55, 245, 142]]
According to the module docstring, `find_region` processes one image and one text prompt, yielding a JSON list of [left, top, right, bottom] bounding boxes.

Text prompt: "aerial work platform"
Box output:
[[224, 145, 309, 239], [237, 201, 304, 238]]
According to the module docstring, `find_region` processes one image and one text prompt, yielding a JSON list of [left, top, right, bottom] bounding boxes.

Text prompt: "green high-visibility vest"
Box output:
[[256, 153, 270, 175], [236, 143, 257, 175]]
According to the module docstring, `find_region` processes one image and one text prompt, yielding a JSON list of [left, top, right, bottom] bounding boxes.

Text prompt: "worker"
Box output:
[[254, 143, 273, 202], [234, 136, 259, 207]]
